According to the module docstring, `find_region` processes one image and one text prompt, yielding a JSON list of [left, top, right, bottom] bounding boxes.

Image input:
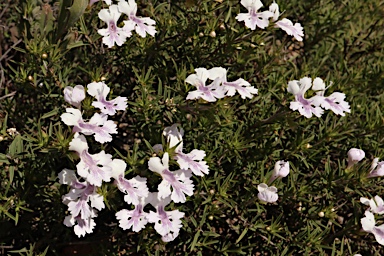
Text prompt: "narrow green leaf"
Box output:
[[235, 228, 248, 244]]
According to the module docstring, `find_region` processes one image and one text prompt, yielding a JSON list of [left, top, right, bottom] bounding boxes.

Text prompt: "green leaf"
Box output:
[[235, 228, 248, 244], [8, 135, 23, 157], [56, 0, 88, 40], [40, 108, 59, 119]]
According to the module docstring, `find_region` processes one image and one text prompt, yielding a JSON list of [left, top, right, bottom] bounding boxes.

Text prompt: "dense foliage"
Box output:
[[0, 0, 384, 255]]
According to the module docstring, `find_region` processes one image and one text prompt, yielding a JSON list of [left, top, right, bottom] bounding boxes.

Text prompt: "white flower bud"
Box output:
[[347, 148, 365, 168], [269, 160, 289, 183]]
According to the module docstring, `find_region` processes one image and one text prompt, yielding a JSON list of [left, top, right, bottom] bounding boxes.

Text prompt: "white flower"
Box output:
[[269, 1, 279, 21], [208, 67, 258, 99], [69, 133, 113, 186], [118, 0, 157, 38], [148, 153, 194, 203], [87, 81, 127, 115], [64, 212, 97, 238], [311, 77, 350, 116], [64, 85, 85, 108], [236, 0, 273, 30], [147, 193, 184, 241], [98, 5, 129, 48], [116, 196, 150, 232], [186, 68, 226, 102], [257, 183, 278, 203], [361, 211, 384, 245], [64, 181, 104, 219], [269, 160, 289, 183], [110, 159, 149, 205], [360, 196, 384, 215], [287, 77, 324, 118], [275, 18, 304, 41], [61, 108, 118, 143], [59, 169, 104, 238], [347, 148, 365, 168], [175, 149, 209, 177], [368, 158, 384, 178]]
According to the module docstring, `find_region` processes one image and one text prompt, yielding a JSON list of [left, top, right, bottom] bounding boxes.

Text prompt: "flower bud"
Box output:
[[347, 148, 365, 168], [64, 85, 85, 108], [287, 80, 300, 95], [209, 31, 216, 38], [318, 211, 325, 217], [269, 160, 289, 183]]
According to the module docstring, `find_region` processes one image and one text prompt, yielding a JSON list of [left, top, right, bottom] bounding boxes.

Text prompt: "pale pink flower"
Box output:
[[64, 212, 97, 238], [118, 0, 157, 38], [64, 85, 85, 108], [175, 149, 209, 177], [66, 184, 104, 220], [110, 159, 149, 205], [147, 193, 184, 241], [61, 108, 118, 143], [287, 77, 324, 118], [275, 18, 304, 41], [257, 183, 278, 203], [98, 5, 129, 48], [368, 158, 384, 178], [116, 196, 150, 232], [360, 195, 384, 215], [69, 133, 113, 186], [311, 77, 350, 116], [59, 169, 104, 237], [87, 81, 127, 115], [148, 153, 194, 203], [236, 0, 273, 30], [208, 67, 258, 99], [361, 211, 384, 245], [186, 68, 226, 102]]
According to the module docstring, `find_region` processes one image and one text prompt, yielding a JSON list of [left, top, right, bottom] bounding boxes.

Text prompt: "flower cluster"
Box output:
[[114, 124, 209, 241], [96, 0, 156, 48], [61, 82, 126, 143], [60, 82, 127, 237], [236, 0, 304, 41], [360, 195, 384, 245], [60, 85, 208, 241], [185, 67, 258, 102], [257, 160, 290, 203], [287, 77, 350, 118]]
